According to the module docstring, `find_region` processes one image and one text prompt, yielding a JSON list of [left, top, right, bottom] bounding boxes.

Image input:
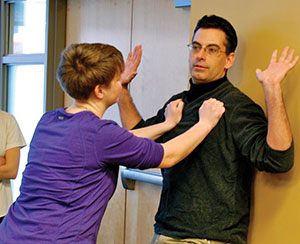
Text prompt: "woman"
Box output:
[[0, 43, 225, 243]]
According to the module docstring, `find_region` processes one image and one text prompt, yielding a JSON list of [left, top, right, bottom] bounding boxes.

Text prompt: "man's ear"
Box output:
[[225, 52, 235, 70], [93, 84, 104, 99]]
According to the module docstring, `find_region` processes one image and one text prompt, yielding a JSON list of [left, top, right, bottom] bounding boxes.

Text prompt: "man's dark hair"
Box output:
[[193, 15, 238, 54]]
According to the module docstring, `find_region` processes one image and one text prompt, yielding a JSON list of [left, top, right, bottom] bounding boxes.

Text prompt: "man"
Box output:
[[0, 110, 26, 224], [118, 15, 298, 244]]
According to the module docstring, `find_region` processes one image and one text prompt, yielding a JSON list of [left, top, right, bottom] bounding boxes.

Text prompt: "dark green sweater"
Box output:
[[135, 77, 293, 244]]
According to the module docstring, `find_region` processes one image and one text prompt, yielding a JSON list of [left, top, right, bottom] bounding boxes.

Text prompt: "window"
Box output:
[[0, 0, 66, 200]]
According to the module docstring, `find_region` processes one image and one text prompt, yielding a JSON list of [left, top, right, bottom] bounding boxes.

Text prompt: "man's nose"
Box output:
[[196, 47, 207, 59]]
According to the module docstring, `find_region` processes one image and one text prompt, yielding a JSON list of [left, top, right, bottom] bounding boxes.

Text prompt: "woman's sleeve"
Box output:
[[94, 121, 164, 169]]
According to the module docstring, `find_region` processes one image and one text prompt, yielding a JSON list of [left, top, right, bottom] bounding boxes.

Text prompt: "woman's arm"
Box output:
[[158, 98, 225, 168], [130, 99, 184, 140]]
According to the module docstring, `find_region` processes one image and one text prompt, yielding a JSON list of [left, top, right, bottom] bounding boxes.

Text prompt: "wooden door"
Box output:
[[124, 1, 190, 243], [66, 1, 190, 243]]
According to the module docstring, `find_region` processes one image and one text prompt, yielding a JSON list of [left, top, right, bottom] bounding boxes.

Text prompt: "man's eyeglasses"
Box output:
[[187, 43, 226, 57]]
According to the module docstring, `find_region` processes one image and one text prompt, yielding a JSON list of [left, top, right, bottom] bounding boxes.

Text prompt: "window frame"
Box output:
[[0, 0, 66, 111]]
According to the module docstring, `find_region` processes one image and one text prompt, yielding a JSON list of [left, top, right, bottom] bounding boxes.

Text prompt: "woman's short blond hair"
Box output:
[[57, 43, 124, 100]]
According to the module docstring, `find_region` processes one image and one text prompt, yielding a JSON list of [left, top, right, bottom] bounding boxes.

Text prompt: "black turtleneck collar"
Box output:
[[184, 76, 227, 102]]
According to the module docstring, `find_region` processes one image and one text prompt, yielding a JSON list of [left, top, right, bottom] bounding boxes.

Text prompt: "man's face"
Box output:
[[189, 28, 235, 84]]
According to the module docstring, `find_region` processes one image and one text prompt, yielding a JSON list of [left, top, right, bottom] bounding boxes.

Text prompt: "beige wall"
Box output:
[[191, 1, 300, 243]]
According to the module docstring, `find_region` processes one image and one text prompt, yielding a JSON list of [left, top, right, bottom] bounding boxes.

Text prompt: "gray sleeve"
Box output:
[[231, 101, 293, 173]]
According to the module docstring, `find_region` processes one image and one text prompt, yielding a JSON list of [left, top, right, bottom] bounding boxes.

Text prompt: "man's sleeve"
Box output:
[[231, 100, 293, 173]]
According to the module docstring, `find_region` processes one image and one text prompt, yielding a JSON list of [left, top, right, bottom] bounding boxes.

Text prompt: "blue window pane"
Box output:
[[7, 65, 45, 199], [10, 0, 46, 54]]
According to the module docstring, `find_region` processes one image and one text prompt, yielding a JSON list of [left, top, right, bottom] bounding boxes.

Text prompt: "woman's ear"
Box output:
[[94, 84, 104, 99]]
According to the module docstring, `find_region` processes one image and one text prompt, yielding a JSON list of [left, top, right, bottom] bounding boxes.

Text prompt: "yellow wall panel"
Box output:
[[191, 1, 300, 243]]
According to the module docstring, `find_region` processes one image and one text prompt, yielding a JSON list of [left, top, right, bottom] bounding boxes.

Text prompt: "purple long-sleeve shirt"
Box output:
[[0, 108, 163, 243]]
